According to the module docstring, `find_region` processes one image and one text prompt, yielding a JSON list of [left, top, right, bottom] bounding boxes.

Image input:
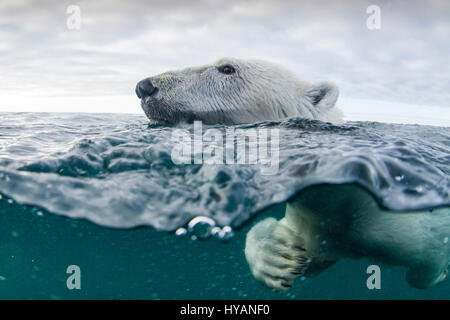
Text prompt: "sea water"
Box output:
[[0, 112, 448, 299]]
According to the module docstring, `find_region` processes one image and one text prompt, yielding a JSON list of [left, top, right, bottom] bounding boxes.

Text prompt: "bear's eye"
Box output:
[[217, 65, 236, 75]]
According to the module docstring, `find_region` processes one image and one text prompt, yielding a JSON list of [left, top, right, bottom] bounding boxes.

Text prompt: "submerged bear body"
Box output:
[[135, 58, 449, 291], [245, 184, 450, 291]]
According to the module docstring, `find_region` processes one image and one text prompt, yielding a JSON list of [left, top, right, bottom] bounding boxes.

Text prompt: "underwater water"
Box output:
[[0, 112, 448, 299]]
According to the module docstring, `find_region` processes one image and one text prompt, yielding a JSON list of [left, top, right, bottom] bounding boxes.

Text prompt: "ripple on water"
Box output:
[[0, 113, 448, 232]]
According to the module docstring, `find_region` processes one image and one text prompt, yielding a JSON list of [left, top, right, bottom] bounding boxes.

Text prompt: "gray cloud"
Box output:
[[0, 0, 449, 108]]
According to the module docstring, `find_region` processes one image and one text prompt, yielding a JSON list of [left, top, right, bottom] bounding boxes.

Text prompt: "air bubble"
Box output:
[[182, 217, 234, 241], [394, 175, 404, 182], [175, 227, 187, 237], [217, 226, 234, 241], [405, 186, 425, 195], [210, 227, 221, 237], [187, 216, 216, 239]]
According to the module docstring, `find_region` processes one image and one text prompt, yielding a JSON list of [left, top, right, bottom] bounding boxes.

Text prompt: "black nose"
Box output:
[[136, 78, 158, 99]]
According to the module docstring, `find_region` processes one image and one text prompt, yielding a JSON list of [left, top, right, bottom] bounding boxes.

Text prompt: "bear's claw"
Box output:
[[245, 217, 311, 291]]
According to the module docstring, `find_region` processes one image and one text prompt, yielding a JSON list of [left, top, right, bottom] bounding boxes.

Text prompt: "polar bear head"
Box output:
[[136, 58, 342, 125]]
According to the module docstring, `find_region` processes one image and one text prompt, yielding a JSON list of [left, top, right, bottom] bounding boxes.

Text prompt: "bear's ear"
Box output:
[[304, 82, 339, 110]]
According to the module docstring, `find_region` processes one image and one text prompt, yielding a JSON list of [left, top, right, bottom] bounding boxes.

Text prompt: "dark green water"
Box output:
[[0, 113, 448, 299], [1, 196, 448, 299]]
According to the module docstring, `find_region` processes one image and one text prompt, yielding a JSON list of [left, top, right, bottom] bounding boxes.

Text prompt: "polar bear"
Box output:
[[135, 57, 449, 291], [135, 57, 343, 125], [245, 184, 450, 290]]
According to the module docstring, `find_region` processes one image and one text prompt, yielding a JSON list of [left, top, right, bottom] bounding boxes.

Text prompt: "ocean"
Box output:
[[0, 112, 448, 299]]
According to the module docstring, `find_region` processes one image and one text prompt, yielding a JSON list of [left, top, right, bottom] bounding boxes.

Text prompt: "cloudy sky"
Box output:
[[0, 0, 449, 124]]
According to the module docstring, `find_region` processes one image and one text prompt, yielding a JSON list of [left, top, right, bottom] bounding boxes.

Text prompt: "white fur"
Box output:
[[245, 184, 450, 291], [140, 58, 343, 125]]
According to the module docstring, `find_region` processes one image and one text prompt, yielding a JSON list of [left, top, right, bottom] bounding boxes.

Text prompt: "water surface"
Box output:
[[0, 112, 448, 299]]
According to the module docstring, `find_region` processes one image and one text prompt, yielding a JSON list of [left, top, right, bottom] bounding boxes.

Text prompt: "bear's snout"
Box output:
[[135, 78, 158, 99]]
